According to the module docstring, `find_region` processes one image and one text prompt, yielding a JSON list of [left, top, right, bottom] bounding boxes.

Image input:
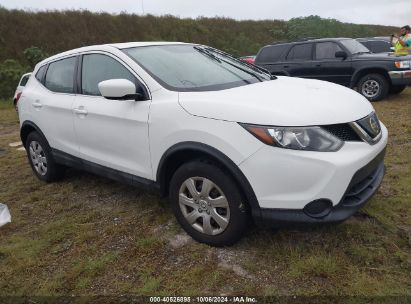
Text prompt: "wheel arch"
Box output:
[[351, 68, 391, 88], [20, 121, 49, 148], [156, 141, 262, 219]]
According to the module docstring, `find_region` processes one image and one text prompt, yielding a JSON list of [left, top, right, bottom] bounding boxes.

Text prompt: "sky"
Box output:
[[0, 0, 410, 27]]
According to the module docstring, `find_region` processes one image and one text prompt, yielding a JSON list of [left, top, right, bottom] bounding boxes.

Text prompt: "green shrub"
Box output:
[[0, 59, 27, 99]]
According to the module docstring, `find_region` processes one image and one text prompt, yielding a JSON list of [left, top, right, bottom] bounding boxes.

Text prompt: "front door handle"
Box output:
[[32, 100, 42, 109], [73, 108, 88, 115]]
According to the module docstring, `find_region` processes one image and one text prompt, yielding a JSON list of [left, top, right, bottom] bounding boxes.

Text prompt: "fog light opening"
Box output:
[[303, 199, 333, 219]]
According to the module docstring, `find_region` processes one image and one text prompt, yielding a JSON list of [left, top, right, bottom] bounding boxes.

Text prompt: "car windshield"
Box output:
[[123, 45, 272, 92], [340, 39, 371, 54]]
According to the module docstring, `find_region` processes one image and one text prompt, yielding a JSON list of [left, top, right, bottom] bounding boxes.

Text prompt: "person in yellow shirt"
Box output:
[[391, 25, 411, 55]]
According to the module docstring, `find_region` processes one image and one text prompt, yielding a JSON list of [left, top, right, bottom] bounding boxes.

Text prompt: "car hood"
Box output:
[[178, 76, 374, 126], [353, 52, 411, 61]]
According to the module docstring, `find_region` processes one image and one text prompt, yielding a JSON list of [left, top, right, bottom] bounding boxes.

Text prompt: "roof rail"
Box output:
[[271, 37, 319, 45], [270, 40, 288, 45], [296, 37, 318, 42]]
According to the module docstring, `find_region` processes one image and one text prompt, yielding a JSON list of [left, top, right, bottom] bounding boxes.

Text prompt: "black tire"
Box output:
[[25, 131, 65, 182], [389, 84, 406, 95], [357, 73, 389, 102], [169, 161, 248, 247]]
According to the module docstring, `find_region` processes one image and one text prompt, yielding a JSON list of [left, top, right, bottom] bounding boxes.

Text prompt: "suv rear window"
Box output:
[[257, 45, 288, 62], [286, 44, 313, 61], [45, 57, 76, 94]]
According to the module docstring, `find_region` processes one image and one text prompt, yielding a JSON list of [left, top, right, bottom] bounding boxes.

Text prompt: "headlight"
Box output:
[[241, 124, 344, 152], [395, 61, 411, 69]]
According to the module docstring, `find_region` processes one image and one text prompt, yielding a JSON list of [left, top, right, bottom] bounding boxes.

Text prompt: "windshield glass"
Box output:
[[123, 45, 272, 92], [340, 39, 371, 54]]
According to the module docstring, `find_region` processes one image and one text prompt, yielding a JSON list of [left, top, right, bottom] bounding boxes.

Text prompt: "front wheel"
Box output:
[[169, 161, 248, 247], [357, 73, 389, 102]]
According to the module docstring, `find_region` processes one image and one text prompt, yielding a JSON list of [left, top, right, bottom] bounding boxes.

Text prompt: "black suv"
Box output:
[[255, 38, 411, 101]]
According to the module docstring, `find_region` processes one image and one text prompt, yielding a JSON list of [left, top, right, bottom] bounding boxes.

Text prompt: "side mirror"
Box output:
[[335, 51, 348, 59], [98, 79, 143, 101]]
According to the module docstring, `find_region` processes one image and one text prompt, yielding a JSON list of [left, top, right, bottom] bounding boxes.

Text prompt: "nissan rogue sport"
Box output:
[[18, 42, 388, 246]]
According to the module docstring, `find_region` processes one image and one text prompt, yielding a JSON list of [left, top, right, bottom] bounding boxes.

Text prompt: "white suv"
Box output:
[[18, 42, 388, 246]]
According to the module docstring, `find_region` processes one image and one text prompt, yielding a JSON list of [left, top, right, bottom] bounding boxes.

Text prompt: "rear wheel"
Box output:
[[169, 161, 248, 247], [357, 73, 389, 102], [25, 131, 65, 182], [389, 84, 406, 95]]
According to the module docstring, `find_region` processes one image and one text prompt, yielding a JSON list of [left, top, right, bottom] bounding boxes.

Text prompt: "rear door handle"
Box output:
[[73, 108, 88, 115]]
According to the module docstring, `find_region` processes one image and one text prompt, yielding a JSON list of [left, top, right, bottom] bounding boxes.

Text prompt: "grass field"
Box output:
[[0, 90, 410, 299]]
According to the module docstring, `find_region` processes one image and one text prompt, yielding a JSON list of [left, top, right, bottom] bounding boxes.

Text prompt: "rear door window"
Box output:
[[315, 42, 343, 60], [45, 57, 76, 94], [35, 66, 47, 83], [257, 45, 288, 62], [286, 44, 313, 61], [81, 54, 136, 96]]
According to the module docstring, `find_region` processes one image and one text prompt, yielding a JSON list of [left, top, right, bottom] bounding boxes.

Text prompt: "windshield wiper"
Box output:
[[195, 46, 266, 82], [193, 46, 222, 63], [354, 51, 372, 55], [194, 46, 253, 84], [208, 48, 276, 80]]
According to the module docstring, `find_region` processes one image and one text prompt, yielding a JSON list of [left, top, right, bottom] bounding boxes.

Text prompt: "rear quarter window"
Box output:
[[257, 45, 288, 63], [20, 75, 30, 87]]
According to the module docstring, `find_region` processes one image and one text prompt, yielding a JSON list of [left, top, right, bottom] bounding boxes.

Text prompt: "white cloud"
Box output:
[[0, 0, 409, 26]]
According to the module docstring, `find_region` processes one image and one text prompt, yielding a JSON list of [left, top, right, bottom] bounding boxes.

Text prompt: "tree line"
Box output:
[[0, 8, 396, 99]]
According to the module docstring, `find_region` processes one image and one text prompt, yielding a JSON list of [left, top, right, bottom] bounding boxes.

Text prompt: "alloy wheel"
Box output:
[[361, 79, 380, 98]]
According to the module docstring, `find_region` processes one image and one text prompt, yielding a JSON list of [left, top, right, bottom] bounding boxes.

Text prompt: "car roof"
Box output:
[[37, 41, 194, 67]]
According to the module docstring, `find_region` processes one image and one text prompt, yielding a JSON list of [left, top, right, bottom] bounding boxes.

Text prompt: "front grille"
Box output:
[[322, 124, 362, 142]]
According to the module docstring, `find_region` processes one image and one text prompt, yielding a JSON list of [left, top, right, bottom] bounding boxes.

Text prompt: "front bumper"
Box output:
[[258, 150, 385, 227], [239, 122, 388, 226], [388, 70, 411, 85]]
